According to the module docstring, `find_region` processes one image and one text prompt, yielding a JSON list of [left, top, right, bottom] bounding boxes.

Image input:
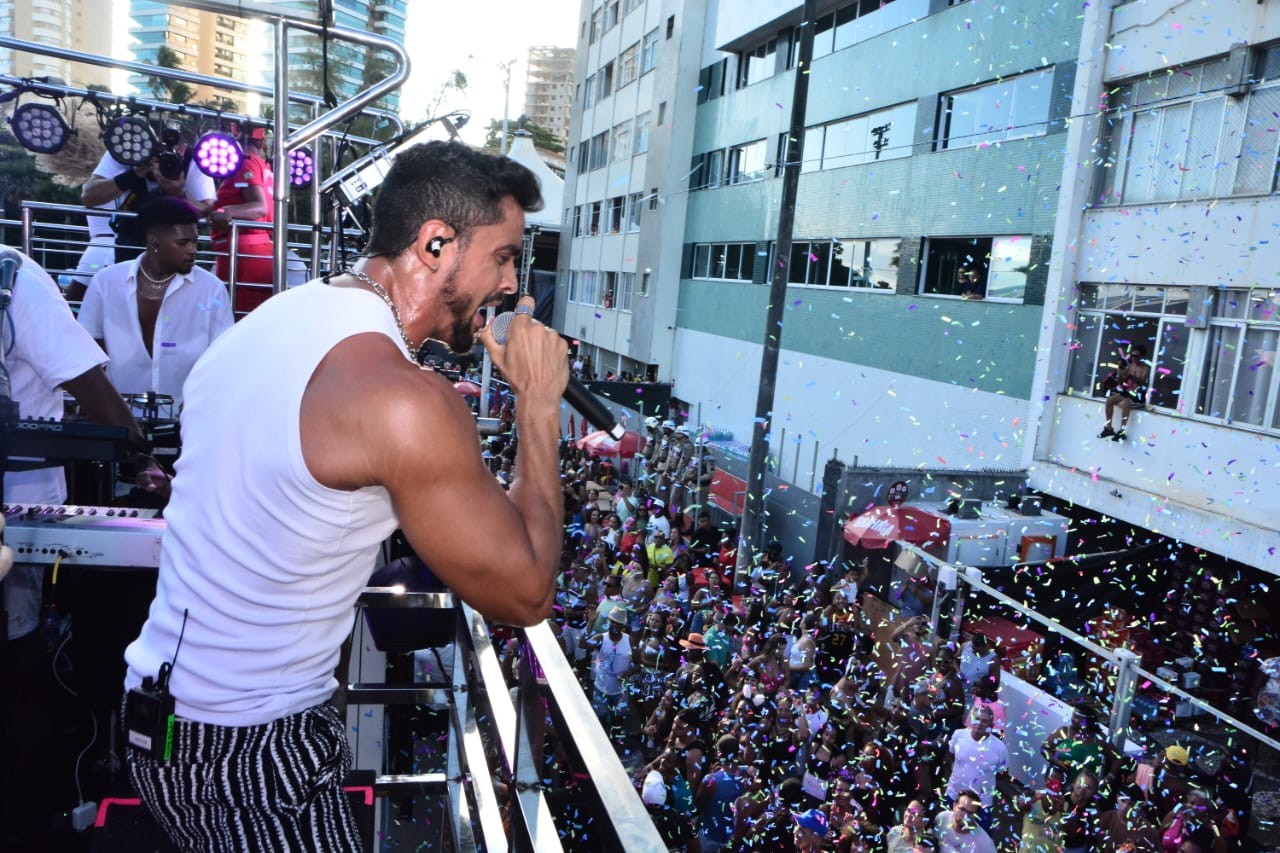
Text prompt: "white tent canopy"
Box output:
[[505, 133, 563, 231]]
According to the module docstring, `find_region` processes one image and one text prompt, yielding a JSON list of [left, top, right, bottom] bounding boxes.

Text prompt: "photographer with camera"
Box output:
[[1098, 343, 1150, 442], [72, 122, 215, 300]]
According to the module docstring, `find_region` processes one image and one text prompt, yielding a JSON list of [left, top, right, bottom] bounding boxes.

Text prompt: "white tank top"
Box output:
[[125, 282, 404, 726]]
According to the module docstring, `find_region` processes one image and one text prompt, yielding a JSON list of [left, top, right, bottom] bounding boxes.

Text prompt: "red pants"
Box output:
[[214, 236, 275, 314]]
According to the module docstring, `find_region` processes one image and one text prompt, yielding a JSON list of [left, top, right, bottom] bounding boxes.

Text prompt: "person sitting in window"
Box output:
[[1099, 344, 1150, 441]]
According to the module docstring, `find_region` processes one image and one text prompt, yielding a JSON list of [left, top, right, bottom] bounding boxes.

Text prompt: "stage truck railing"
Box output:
[[7, 200, 365, 311], [351, 588, 665, 852]]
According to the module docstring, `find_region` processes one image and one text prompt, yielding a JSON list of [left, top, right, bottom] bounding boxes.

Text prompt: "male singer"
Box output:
[[123, 141, 568, 849]]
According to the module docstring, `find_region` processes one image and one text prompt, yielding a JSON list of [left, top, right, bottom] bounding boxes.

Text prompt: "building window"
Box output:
[[919, 235, 1030, 301], [1067, 284, 1192, 414], [627, 192, 644, 230], [649, 188, 658, 210], [789, 242, 831, 285], [608, 196, 625, 233], [641, 29, 659, 74], [666, 15, 675, 38], [623, 0, 644, 15], [584, 73, 597, 108], [811, 0, 920, 59], [829, 238, 900, 289], [602, 271, 617, 308], [612, 120, 632, 161], [588, 201, 602, 235], [738, 37, 778, 88], [706, 150, 725, 189], [690, 242, 756, 281], [619, 42, 639, 88], [599, 61, 615, 100], [604, 0, 620, 31], [640, 271, 651, 295], [805, 102, 918, 171], [589, 131, 610, 170], [633, 112, 651, 155], [1197, 288, 1280, 429], [589, 8, 602, 43], [937, 68, 1054, 150], [726, 139, 768, 184], [1096, 49, 1280, 205], [619, 272, 636, 311], [697, 59, 729, 105], [691, 149, 727, 191], [578, 270, 598, 304]]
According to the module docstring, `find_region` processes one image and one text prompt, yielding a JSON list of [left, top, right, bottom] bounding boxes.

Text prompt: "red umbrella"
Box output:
[[843, 505, 950, 550], [577, 429, 646, 459], [452, 380, 481, 398], [566, 414, 577, 438]]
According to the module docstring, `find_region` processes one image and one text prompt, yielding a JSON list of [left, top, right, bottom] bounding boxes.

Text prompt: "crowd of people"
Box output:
[[522, 442, 1252, 853]]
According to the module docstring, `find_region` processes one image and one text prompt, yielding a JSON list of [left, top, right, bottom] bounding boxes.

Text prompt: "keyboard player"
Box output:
[[0, 245, 166, 851]]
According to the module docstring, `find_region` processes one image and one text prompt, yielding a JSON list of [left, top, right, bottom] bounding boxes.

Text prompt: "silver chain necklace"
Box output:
[[346, 269, 422, 363]]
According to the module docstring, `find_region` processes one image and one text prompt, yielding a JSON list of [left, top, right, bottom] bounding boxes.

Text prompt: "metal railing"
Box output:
[[896, 537, 1280, 788], [351, 588, 665, 852], [6, 200, 365, 305], [899, 539, 1280, 755]]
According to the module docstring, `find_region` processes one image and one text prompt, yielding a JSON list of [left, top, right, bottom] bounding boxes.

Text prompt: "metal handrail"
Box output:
[[898, 540, 1280, 756], [11, 200, 363, 282], [0, 40, 403, 139], [350, 588, 665, 851]]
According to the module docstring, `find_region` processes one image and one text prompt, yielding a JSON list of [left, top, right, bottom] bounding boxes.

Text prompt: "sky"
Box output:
[[400, 0, 581, 147]]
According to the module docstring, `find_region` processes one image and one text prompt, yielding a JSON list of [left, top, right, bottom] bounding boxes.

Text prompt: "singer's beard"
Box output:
[[438, 264, 499, 354]]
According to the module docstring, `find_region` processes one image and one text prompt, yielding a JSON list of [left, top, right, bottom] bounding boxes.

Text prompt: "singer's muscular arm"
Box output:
[[302, 307, 569, 626]]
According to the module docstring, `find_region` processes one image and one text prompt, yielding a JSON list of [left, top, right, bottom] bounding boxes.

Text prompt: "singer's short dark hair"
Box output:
[[365, 140, 543, 260], [136, 196, 201, 236]]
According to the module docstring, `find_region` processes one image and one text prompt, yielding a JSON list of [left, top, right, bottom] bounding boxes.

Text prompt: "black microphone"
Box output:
[[490, 310, 625, 441], [0, 246, 23, 312]]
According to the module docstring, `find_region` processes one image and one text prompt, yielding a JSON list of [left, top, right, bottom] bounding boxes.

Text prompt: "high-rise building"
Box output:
[[129, 2, 257, 110], [523, 46, 576, 150], [0, 0, 114, 90], [273, 0, 408, 114], [559, 0, 708, 384]]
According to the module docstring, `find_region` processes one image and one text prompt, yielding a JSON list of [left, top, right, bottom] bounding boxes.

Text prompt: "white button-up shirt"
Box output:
[[78, 257, 233, 409]]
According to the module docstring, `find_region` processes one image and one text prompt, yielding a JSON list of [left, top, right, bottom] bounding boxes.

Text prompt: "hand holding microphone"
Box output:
[[486, 301, 625, 440]]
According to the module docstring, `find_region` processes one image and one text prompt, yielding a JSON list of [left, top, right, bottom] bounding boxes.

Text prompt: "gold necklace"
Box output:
[[346, 270, 423, 364]]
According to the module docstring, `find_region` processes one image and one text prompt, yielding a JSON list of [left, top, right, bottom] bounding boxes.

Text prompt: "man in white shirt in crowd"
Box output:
[[945, 704, 1009, 817], [934, 790, 996, 853], [78, 197, 233, 413], [589, 608, 634, 736]]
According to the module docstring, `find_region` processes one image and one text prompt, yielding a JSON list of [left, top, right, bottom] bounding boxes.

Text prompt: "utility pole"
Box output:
[[499, 59, 517, 155], [734, 0, 817, 593]]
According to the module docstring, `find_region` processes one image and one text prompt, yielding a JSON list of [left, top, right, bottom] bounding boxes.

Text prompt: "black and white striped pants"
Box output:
[[126, 702, 364, 852]]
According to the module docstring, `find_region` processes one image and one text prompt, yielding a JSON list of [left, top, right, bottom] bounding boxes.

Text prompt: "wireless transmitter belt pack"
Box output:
[[125, 667, 175, 762], [125, 608, 188, 763]]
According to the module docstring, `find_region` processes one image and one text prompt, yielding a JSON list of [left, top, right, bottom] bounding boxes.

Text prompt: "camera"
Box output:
[[156, 122, 185, 182]]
